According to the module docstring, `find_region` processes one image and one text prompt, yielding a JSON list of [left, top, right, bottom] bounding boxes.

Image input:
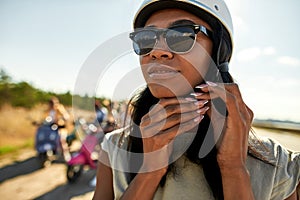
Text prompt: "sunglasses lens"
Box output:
[[130, 26, 197, 55], [166, 27, 195, 53], [131, 30, 156, 55]]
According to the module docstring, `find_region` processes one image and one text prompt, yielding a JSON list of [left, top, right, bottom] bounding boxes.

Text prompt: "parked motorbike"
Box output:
[[66, 122, 103, 183], [34, 116, 62, 167]]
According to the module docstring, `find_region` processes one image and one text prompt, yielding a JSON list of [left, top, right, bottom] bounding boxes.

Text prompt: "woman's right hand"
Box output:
[[121, 98, 208, 200], [139, 97, 209, 172], [120, 97, 209, 200]]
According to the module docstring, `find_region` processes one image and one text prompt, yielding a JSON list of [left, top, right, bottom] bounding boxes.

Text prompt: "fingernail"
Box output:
[[190, 92, 204, 97], [195, 84, 208, 89], [197, 106, 210, 113], [185, 97, 197, 102], [194, 100, 209, 106], [206, 81, 218, 86], [194, 115, 204, 122]]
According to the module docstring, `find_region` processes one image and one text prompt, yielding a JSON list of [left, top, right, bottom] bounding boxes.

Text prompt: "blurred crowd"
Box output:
[[35, 96, 129, 186]]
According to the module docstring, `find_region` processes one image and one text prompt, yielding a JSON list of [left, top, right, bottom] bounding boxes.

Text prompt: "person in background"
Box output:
[[46, 96, 71, 161], [46, 97, 70, 126], [95, 99, 106, 126], [93, 0, 299, 199]]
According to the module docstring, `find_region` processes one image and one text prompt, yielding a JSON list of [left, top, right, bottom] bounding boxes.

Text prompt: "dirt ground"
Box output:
[[0, 148, 95, 200], [0, 105, 100, 200]]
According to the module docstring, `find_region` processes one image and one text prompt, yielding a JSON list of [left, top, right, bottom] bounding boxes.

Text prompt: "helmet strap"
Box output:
[[216, 23, 229, 73], [217, 62, 229, 72]]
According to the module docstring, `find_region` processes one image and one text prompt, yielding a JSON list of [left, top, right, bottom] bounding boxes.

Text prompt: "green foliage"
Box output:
[[58, 91, 72, 106], [0, 68, 98, 110], [0, 69, 11, 83], [0, 69, 12, 106], [0, 139, 34, 155], [10, 82, 39, 108], [72, 94, 95, 111], [0, 145, 19, 155]]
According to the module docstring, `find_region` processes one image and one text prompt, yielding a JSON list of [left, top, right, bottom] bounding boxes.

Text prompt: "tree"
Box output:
[[0, 69, 11, 84], [0, 69, 12, 107], [10, 81, 37, 108]]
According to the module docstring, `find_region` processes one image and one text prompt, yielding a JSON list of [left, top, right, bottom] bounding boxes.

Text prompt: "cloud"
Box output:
[[253, 76, 300, 88], [232, 15, 248, 32], [262, 47, 276, 55], [236, 47, 300, 68], [236, 46, 276, 62], [236, 47, 261, 62], [277, 56, 300, 67]]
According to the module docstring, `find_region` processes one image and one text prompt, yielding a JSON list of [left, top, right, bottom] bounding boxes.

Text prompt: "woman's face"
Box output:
[[140, 9, 213, 98]]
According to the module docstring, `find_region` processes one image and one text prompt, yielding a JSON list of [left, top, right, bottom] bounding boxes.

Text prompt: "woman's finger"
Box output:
[[194, 82, 248, 119], [141, 106, 208, 138], [154, 114, 204, 143], [142, 98, 208, 127]]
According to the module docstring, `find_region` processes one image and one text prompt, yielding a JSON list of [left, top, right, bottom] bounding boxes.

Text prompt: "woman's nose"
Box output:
[[149, 38, 173, 59]]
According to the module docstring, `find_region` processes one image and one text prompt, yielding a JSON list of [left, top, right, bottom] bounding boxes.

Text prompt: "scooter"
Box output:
[[66, 122, 103, 183], [34, 116, 62, 167]]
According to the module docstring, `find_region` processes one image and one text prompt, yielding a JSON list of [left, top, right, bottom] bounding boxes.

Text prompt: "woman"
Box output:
[[45, 96, 71, 160], [93, 0, 300, 199]]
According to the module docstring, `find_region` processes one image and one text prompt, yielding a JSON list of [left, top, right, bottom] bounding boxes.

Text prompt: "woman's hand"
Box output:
[[120, 97, 209, 200], [139, 97, 209, 172], [193, 81, 255, 199], [193, 82, 253, 169]]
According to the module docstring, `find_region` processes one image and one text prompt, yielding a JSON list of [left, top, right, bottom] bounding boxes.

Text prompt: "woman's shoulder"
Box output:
[[104, 128, 124, 143], [101, 126, 130, 152], [247, 134, 300, 199], [248, 133, 299, 165]]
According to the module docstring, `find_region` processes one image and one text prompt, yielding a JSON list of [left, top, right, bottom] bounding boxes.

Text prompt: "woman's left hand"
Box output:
[[194, 81, 255, 199], [193, 81, 254, 170]]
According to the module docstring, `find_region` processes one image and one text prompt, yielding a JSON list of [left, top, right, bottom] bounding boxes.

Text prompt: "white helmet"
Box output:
[[133, 0, 234, 66], [134, 0, 233, 39]]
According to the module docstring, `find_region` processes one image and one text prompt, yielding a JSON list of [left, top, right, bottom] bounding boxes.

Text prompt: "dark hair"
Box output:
[[127, 86, 226, 199]]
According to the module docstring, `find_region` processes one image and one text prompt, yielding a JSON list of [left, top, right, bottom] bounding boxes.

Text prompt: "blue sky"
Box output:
[[0, 0, 300, 122]]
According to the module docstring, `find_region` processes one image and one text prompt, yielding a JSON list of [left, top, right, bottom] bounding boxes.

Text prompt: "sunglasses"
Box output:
[[129, 24, 213, 56]]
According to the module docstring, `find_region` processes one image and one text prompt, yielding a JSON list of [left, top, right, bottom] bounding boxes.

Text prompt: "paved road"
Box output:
[[0, 150, 95, 200]]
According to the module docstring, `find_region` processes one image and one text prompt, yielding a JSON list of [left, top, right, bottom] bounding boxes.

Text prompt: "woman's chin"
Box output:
[[149, 85, 191, 99]]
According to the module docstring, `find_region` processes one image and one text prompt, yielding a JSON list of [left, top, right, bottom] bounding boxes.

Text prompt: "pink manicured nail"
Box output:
[[194, 115, 204, 122], [196, 106, 210, 113], [206, 81, 218, 86], [190, 92, 204, 97], [197, 107, 209, 114], [185, 97, 197, 102], [194, 100, 209, 106], [195, 84, 208, 89]]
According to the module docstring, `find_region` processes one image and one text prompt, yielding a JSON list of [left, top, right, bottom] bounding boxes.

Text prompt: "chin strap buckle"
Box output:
[[217, 62, 229, 72]]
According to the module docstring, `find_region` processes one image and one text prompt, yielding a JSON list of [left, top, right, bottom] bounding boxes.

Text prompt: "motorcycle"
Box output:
[[34, 116, 62, 167], [66, 121, 103, 183]]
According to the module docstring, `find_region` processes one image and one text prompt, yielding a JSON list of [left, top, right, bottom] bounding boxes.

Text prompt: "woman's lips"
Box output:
[[147, 64, 179, 79]]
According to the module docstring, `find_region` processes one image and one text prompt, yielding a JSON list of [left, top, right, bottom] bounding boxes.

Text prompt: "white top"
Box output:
[[101, 128, 300, 200]]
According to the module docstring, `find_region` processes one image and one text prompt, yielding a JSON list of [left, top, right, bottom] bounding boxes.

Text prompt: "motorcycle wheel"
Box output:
[[67, 165, 83, 183], [38, 153, 48, 168]]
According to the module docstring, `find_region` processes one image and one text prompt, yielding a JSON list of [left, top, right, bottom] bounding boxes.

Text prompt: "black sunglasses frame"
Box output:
[[129, 24, 213, 56]]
